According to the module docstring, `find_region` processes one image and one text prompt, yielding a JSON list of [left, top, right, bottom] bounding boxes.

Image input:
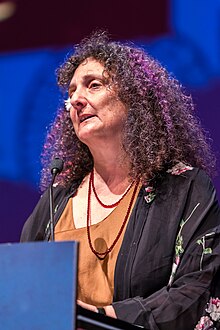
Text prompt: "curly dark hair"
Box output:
[[40, 30, 216, 191]]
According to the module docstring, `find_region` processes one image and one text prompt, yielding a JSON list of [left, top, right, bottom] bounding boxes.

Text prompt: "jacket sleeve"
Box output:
[[20, 185, 68, 242], [112, 170, 220, 330], [20, 189, 50, 242]]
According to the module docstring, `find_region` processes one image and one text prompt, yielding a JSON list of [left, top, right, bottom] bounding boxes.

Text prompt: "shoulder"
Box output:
[[143, 164, 217, 206], [153, 163, 219, 218], [20, 182, 78, 242], [165, 164, 220, 230], [165, 163, 215, 196]]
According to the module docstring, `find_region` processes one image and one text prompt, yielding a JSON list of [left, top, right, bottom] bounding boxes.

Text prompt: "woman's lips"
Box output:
[[79, 114, 96, 123]]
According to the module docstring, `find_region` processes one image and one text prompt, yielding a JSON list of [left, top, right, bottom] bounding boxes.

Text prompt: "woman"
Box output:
[[21, 31, 220, 329]]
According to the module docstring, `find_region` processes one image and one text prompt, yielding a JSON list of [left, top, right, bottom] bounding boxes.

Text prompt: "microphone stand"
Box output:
[[49, 172, 57, 241], [49, 157, 64, 241]]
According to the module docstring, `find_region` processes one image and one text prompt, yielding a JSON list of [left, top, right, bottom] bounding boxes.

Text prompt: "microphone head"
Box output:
[[50, 157, 64, 175]]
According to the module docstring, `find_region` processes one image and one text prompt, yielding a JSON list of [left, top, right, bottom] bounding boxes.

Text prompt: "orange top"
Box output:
[[54, 183, 140, 306]]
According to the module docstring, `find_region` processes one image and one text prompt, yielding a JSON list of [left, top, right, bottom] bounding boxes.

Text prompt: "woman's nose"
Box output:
[[70, 89, 87, 112]]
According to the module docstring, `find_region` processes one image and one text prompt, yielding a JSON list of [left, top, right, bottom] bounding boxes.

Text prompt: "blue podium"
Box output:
[[0, 241, 140, 330], [0, 241, 78, 330]]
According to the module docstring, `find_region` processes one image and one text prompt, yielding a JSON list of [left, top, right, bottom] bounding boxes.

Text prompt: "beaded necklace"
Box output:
[[91, 168, 133, 208], [87, 170, 139, 260]]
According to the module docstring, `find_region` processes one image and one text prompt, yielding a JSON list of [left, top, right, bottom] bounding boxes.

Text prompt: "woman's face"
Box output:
[[68, 57, 127, 146]]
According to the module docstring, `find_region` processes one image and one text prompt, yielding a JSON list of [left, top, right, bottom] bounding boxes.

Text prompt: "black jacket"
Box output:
[[21, 168, 220, 329]]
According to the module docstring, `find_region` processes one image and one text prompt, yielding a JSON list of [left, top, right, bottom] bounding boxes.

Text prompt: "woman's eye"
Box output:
[[64, 97, 72, 111], [89, 81, 102, 89]]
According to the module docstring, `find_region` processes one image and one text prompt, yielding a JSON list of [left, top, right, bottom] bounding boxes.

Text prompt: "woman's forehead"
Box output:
[[70, 57, 112, 87], [75, 58, 104, 74]]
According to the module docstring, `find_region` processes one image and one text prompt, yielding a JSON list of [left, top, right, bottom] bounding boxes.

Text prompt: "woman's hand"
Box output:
[[77, 300, 117, 318], [77, 300, 98, 313]]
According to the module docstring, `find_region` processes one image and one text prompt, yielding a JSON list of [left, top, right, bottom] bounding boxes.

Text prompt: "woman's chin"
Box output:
[[77, 129, 99, 144]]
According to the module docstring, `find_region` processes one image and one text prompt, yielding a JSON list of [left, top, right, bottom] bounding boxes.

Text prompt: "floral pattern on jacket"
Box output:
[[195, 297, 220, 329]]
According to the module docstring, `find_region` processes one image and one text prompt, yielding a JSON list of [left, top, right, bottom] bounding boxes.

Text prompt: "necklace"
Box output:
[[87, 170, 140, 260], [91, 168, 133, 208]]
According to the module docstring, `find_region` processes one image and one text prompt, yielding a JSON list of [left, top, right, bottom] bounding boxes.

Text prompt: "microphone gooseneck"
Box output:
[[49, 157, 64, 241]]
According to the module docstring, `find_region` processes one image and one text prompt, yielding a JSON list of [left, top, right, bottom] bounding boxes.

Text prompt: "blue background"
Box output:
[[0, 0, 219, 242]]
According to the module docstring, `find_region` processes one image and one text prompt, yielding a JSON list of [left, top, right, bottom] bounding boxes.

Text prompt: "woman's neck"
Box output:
[[93, 165, 130, 192], [90, 143, 128, 174]]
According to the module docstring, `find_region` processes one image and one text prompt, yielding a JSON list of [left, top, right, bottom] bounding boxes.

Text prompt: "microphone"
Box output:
[[49, 157, 64, 241], [50, 157, 64, 177]]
